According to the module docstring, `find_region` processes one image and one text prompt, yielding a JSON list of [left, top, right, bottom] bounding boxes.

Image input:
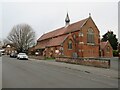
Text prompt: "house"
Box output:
[[100, 41, 113, 58], [2, 44, 17, 55], [35, 13, 101, 58], [28, 46, 36, 55]]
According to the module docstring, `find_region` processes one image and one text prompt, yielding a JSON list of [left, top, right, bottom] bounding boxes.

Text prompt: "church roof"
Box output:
[[47, 34, 68, 47], [35, 34, 68, 49], [37, 17, 89, 42]]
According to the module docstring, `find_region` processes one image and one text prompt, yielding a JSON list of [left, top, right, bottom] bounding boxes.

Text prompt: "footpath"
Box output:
[[29, 58, 118, 79]]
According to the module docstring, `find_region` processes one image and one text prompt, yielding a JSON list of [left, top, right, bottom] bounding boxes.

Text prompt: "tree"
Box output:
[[0, 40, 1, 45], [101, 31, 118, 50], [3, 39, 10, 46], [118, 43, 120, 58], [7, 24, 35, 53]]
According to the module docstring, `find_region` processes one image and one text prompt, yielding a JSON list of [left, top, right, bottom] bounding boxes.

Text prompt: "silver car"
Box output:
[[17, 53, 28, 60]]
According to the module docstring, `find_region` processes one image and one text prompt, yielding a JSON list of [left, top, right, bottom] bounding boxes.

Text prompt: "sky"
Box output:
[[0, 3, 2, 40], [0, 0, 119, 42]]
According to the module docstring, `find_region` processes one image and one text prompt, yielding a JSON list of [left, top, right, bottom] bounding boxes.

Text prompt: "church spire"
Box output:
[[89, 13, 91, 17], [65, 13, 70, 26]]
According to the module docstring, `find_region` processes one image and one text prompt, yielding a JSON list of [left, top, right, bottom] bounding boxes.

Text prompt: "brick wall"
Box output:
[[45, 46, 62, 58], [62, 17, 100, 58], [56, 57, 110, 68], [63, 34, 76, 57], [79, 17, 100, 57]]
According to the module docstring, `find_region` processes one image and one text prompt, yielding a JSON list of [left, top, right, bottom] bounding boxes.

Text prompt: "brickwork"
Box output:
[[36, 16, 112, 58], [62, 17, 100, 58], [63, 34, 76, 57], [101, 42, 113, 58], [56, 57, 110, 68]]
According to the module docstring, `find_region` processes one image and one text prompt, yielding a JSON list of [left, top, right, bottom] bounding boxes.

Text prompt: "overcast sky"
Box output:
[[0, 0, 119, 42]]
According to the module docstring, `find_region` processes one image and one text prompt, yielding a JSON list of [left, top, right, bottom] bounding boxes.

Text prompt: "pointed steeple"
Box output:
[[89, 13, 91, 17], [65, 13, 70, 26]]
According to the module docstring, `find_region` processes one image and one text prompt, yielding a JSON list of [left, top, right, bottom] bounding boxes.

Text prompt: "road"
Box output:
[[110, 57, 118, 71], [2, 56, 118, 88]]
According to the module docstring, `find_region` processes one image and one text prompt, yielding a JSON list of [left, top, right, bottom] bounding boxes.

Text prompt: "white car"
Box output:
[[17, 53, 28, 60], [35, 52, 39, 56]]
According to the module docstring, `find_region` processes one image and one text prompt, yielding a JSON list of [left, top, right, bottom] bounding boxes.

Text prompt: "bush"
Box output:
[[45, 57, 55, 60], [113, 50, 119, 57]]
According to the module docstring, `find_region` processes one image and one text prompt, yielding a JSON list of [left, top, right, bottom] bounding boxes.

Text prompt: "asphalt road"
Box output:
[[2, 56, 118, 88], [110, 57, 118, 71]]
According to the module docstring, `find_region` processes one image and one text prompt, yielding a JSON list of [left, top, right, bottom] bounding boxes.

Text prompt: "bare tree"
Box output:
[[2, 39, 10, 46], [7, 24, 35, 53]]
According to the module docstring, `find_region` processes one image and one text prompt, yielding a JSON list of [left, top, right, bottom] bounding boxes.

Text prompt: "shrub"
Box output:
[[113, 50, 119, 57]]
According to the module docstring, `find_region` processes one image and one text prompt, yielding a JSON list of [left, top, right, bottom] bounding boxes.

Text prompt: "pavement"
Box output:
[[29, 58, 119, 79]]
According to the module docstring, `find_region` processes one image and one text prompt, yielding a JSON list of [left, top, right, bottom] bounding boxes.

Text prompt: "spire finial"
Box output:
[[89, 13, 91, 17], [65, 12, 70, 26]]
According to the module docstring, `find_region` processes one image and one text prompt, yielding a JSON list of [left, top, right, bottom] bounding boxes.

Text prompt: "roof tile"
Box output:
[[100, 41, 108, 49], [37, 18, 88, 41], [35, 35, 68, 49]]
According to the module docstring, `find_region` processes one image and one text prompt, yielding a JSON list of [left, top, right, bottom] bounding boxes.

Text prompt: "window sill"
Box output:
[[87, 43, 95, 45], [68, 49, 72, 50]]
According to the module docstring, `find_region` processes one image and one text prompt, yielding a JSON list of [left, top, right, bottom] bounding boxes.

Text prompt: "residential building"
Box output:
[[100, 41, 113, 58], [3, 44, 17, 55]]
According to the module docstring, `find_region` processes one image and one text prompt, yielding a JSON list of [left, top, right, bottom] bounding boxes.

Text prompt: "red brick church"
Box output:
[[35, 13, 112, 58]]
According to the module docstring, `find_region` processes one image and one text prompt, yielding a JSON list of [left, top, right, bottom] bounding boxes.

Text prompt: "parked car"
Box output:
[[10, 52, 17, 58], [35, 52, 39, 56], [1, 52, 5, 55], [0, 49, 5, 55], [17, 53, 28, 60], [0, 52, 1, 57]]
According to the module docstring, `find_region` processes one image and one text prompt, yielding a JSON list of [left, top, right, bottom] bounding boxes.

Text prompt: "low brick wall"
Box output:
[[28, 55, 45, 60], [56, 57, 110, 68]]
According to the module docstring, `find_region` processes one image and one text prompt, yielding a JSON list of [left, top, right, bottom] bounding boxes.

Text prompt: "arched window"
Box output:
[[87, 28, 94, 44], [73, 34, 76, 39], [68, 40, 72, 49], [79, 31, 83, 37], [107, 46, 110, 53]]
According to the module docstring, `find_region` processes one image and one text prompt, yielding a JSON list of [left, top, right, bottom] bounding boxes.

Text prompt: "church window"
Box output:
[[107, 46, 110, 53], [68, 40, 72, 49], [87, 28, 94, 44], [79, 31, 83, 37], [73, 34, 76, 39]]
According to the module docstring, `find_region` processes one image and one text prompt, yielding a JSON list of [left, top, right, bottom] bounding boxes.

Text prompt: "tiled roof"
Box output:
[[35, 40, 50, 49], [37, 17, 89, 41], [35, 35, 68, 49], [47, 34, 68, 47], [100, 41, 108, 49]]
